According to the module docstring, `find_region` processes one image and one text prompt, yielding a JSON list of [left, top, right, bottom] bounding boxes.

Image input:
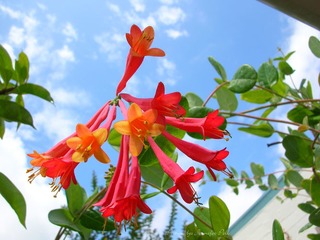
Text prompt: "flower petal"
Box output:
[[94, 148, 110, 164], [114, 121, 131, 135], [66, 137, 82, 150], [93, 128, 108, 145]]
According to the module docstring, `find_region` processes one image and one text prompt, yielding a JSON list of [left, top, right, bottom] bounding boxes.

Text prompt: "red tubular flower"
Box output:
[[95, 136, 151, 228], [148, 136, 204, 204], [121, 81, 186, 120], [162, 130, 230, 181], [116, 25, 165, 95], [166, 110, 227, 139]]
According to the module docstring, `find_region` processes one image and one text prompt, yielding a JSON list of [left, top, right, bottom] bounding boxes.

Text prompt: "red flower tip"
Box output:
[[167, 167, 204, 204]]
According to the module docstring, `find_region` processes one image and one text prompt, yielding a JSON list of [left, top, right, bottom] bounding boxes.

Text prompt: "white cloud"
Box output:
[[159, 0, 180, 4], [0, 129, 66, 239], [165, 29, 188, 39], [106, 3, 120, 15], [51, 88, 90, 106], [8, 26, 25, 46], [284, 20, 320, 97], [94, 32, 124, 62], [56, 44, 75, 63], [0, 4, 22, 19], [130, 0, 146, 12], [151, 197, 172, 234], [157, 58, 178, 86], [157, 6, 186, 25], [33, 105, 77, 142], [217, 184, 263, 225], [62, 22, 78, 42]]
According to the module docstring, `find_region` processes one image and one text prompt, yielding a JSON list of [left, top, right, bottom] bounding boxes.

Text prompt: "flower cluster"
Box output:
[[27, 24, 231, 229]]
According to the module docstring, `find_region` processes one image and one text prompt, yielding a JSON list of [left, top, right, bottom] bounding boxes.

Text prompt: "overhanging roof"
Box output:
[[258, 0, 320, 31]]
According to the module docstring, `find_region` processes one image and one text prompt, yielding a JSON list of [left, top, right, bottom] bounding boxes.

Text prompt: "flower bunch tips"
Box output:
[[27, 24, 231, 231]]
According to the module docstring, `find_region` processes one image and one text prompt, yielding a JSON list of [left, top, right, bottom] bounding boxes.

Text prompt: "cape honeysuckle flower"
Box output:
[[120, 81, 186, 119], [166, 110, 228, 139], [66, 124, 110, 163], [148, 136, 204, 204], [116, 24, 165, 95], [95, 136, 151, 230], [162, 130, 230, 180], [114, 103, 164, 156]]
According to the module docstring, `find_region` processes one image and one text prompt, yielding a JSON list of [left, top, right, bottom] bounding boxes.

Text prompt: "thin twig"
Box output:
[[202, 81, 229, 107]]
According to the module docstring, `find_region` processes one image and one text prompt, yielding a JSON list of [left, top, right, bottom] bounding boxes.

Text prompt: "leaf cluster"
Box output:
[[0, 44, 53, 138]]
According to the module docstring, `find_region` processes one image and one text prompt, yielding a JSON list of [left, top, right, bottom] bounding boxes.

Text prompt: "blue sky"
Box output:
[[1, 1, 320, 239]]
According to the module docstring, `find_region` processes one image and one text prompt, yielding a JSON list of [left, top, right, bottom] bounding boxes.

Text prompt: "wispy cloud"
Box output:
[[94, 32, 125, 62], [165, 28, 188, 39], [130, 0, 146, 12], [62, 22, 78, 42], [157, 58, 178, 86], [156, 6, 186, 25]]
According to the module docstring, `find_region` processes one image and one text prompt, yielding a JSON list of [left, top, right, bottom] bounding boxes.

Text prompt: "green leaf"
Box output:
[[307, 233, 320, 240], [311, 176, 320, 207], [309, 208, 320, 227], [298, 203, 316, 214], [65, 182, 87, 216], [225, 179, 239, 187], [239, 123, 274, 138], [0, 172, 26, 228], [209, 196, 230, 235], [309, 36, 320, 58], [0, 117, 5, 139], [48, 208, 81, 232], [0, 99, 34, 127], [250, 162, 265, 177], [141, 191, 161, 200], [79, 209, 114, 231], [258, 62, 278, 88], [282, 135, 313, 168], [228, 64, 257, 93], [272, 219, 285, 240], [268, 174, 279, 189], [194, 207, 214, 234], [185, 222, 202, 240], [302, 179, 311, 194], [208, 56, 227, 81], [272, 79, 289, 97], [185, 92, 203, 108], [299, 222, 313, 233], [278, 61, 294, 75], [0, 44, 14, 84], [230, 166, 239, 179], [12, 83, 54, 103], [285, 170, 303, 188], [287, 105, 313, 124], [241, 89, 273, 104], [216, 87, 238, 112], [49, 209, 91, 239], [107, 128, 121, 151], [15, 51, 30, 83]]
